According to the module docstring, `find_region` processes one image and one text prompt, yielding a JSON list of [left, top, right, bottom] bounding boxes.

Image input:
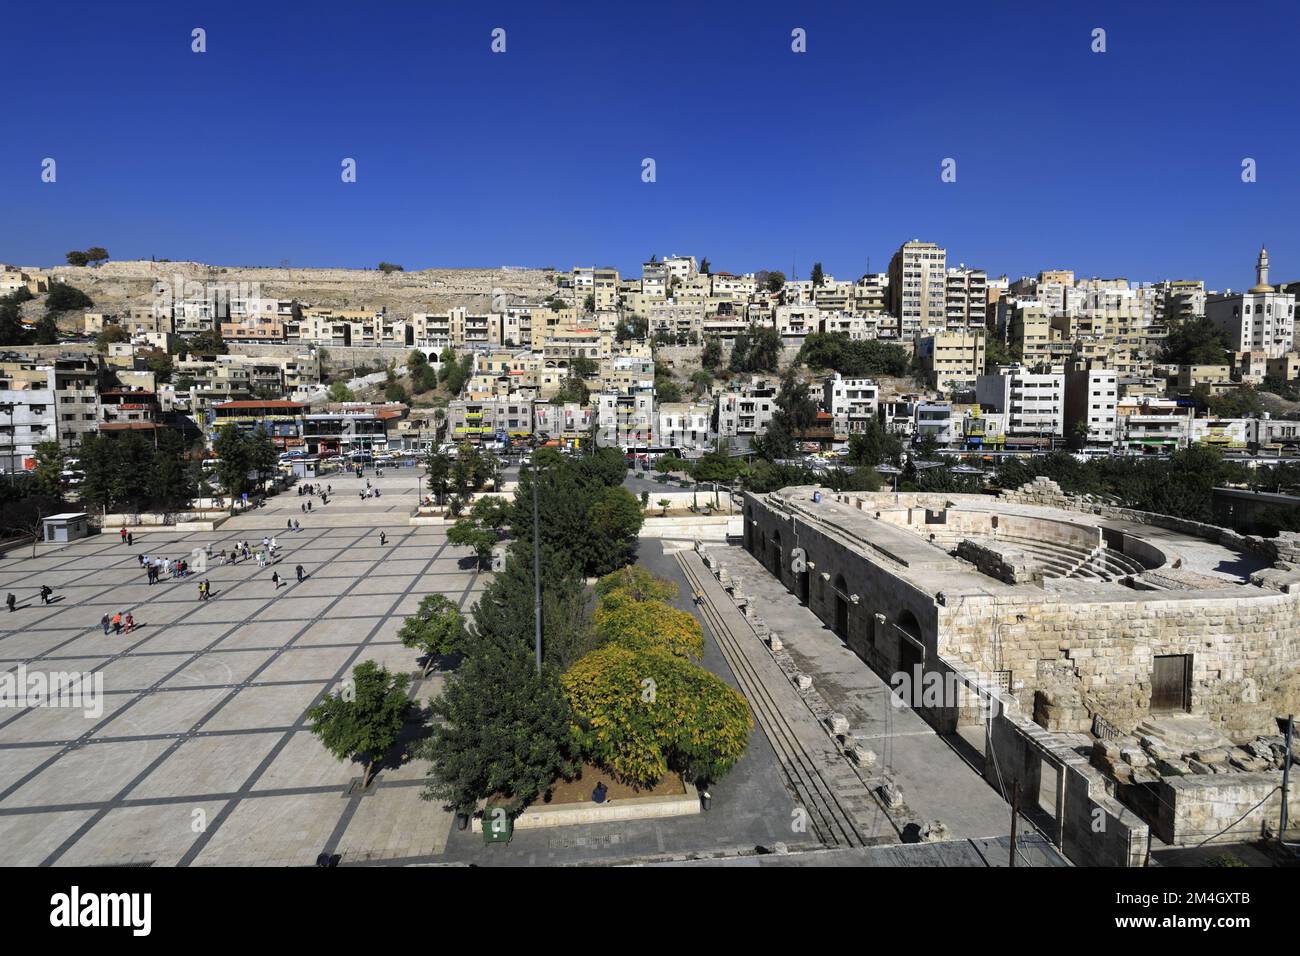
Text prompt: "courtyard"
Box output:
[[0, 468, 480, 866]]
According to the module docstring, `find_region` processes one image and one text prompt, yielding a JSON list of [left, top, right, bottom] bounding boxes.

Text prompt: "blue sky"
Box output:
[[3, 0, 1298, 290]]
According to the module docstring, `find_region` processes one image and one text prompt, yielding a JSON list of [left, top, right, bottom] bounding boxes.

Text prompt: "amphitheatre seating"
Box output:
[[946, 532, 1150, 583]]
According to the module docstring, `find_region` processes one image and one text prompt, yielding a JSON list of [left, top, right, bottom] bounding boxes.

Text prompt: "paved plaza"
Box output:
[[0, 467, 481, 866]]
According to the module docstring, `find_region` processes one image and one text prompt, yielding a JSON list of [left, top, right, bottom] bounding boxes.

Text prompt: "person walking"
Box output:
[[119, 528, 127, 544], [40, 585, 53, 605], [294, 519, 300, 531], [6, 593, 15, 613], [271, 571, 281, 590], [295, 564, 305, 583], [306, 501, 312, 512], [127, 532, 134, 547], [101, 613, 111, 635], [111, 612, 123, 635], [124, 613, 135, 634], [379, 531, 387, 546]]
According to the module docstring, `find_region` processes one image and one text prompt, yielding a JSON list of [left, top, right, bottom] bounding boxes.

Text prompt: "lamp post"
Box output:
[[531, 440, 542, 675]]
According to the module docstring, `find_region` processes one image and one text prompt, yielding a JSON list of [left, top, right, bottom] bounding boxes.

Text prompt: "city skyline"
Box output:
[[3, 1, 1300, 288]]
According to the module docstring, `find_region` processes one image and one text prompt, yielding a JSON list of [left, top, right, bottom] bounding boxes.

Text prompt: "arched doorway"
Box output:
[[896, 610, 925, 706], [833, 574, 849, 640]]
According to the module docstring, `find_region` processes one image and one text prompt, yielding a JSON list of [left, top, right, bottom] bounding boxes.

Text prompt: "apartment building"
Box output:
[[52, 355, 100, 450], [0, 354, 56, 472], [917, 329, 985, 391], [210, 400, 308, 450], [657, 401, 712, 453], [533, 400, 593, 446], [943, 267, 988, 331], [975, 365, 1065, 441], [302, 405, 403, 456], [573, 267, 620, 312], [715, 379, 778, 442], [446, 397, 534, 444], [594, 391, 656, 450], [821, 373, 879, 438], [887, 240, 947, 336], [1063, 365, 1119, 446], [1115, 397, 1194, 455]]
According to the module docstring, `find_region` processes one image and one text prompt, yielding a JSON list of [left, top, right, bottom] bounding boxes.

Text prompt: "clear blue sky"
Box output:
[[3, 0, 1298, 290]]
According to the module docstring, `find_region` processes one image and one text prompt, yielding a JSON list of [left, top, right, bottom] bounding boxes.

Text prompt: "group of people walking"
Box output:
[[142, 554, 195, 583], [101, 610, 135, 635]]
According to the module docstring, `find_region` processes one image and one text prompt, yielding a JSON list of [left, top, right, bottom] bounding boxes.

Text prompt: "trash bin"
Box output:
[[482, 804, 513, 844]]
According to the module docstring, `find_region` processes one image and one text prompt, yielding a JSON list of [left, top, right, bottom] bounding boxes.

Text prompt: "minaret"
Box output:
[[1254, 246, 1271, 291]]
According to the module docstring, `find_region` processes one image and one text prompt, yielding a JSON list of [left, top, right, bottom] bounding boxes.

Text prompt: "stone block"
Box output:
[[879, 782, 904, 809], [825, 713, 849, 735], [793, 673, 813, 692], [848, 742, 877, 768]]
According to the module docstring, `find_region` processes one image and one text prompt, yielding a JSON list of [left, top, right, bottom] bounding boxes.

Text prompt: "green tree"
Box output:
[[31, 441, 66, 498], [811, 262, 825, 287], [45, 283, 93, 314], [94, 324, 130, 352], [563, 644, 752, 788], [212, 425, 254, 502], [327, 381, 355, 402], [399, 594, 467, 676], [844, 420, 903, 468], [307, 661, 410, 789], [186, 327, 228, 356], [1161, 317, 1232, 366], [426, 448, 452, 503], [701, 335, 723, 371], [378, 262, 404, 274], [420, 624, 579, 816]]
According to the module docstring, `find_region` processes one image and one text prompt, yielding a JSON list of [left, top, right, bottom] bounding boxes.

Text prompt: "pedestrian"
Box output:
[[288, 518, 294, 529], [111, 612, 123, 635], [5, 593, 15, 613], [203, 579, 211, 600], [306, 501, 312, 512], [124, 613, 135, 634], [301, 502, 306, 513], [119, 528, 127, 543], [295, 564, 304, 583], [271, 571, 281, 589], [101, 613, 110, 635], [40, 585, 53, 605], [127, 532, 134, 547], [294, 519, 300, 531], [379, 531, 387, 546]]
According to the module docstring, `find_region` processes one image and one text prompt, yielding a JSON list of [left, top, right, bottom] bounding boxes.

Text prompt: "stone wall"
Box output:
[[1153, 771, 1299, 845], [985, 693, 1149, 866], [955, 539, 1041, 584], [744, 490, 1300, 744], [939, 588, 1300, 742]]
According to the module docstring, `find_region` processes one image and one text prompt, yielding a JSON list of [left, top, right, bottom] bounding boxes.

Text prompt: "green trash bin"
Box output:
[[482, 804, 513, 844]]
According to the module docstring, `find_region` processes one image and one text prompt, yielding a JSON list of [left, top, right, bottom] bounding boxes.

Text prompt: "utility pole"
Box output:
[[531, 450, 542, 675], [1009, 778, 1020, 867]]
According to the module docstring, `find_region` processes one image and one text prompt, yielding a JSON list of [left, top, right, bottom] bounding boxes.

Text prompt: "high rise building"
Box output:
[[887, 240, 947, 336]]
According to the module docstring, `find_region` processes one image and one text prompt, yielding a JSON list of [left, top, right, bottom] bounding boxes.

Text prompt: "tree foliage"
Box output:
[[399, 594, 467, 675], [563, 644, 752, 788], [797, 332, 910, 378], [307, 661, 410, 788], [78, 429, 197, 513]]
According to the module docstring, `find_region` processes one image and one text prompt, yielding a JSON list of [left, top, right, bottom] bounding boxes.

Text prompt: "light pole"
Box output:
[[531, 442, 542, 675]]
